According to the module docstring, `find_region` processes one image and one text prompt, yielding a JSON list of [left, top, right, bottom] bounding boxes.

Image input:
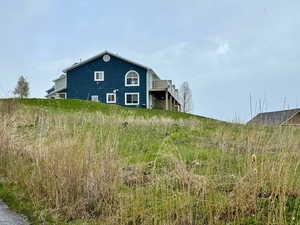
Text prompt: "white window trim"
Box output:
[[94, 71, 104, 81], [125, 92, 139, 105], [125, 70, 140, 87], [91, 95, 99, 102], [106, 93, 116, 104]]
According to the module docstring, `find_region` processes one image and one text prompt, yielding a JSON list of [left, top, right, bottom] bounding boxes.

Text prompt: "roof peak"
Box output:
[[62, 50, 157, 76], [248, 108, 300, 125]]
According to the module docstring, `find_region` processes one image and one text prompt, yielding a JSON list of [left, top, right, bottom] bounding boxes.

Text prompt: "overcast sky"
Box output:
[[1, 0, 300, 122]]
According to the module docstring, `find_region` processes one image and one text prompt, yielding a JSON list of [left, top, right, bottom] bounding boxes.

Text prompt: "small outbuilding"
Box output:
[[247, 109, 300, 126]]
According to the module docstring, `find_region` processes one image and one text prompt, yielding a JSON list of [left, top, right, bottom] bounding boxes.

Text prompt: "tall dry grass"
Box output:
[[1, 100, 300, 224], [0, 102, 122, 221]]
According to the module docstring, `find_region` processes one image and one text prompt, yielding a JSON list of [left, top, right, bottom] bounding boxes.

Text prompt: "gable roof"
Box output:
[[247, 108, 300, 126], [53, 74, 66, 82], [46, 86, 55, 94], [62, 51, 160, 79], [45, 87, 66, 97]]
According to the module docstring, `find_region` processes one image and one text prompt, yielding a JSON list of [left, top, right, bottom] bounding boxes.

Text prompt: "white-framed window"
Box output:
[[91, 95, 99, 102], [103, 54, 111, 62], [125, 92, 139, 105], [106, 93, 116, 103], [94, 71, 104, 81], [125, 70, 139, 86]]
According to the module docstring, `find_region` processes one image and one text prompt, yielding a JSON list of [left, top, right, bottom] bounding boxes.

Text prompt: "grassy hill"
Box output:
[[0, 99, 300, 225]]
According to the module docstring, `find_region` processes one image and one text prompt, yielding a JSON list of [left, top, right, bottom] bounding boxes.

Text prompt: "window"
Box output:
[[58, 93, 66, 99], [125, 70, 139, 86], [91, 95, 99, 102], [103, 54, 111, 62], [106, 93, 116, 103], [125, 93, 139, 105], [94, 71, 104, 81]]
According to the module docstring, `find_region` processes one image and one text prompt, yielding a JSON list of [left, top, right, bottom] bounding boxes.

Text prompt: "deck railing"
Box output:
[[152, 80, 180, 101], [152, 80, 171, 89]]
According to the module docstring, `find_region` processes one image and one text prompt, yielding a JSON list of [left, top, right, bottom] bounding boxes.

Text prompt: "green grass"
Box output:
[[0, 180, 55, 224], [17, 98, 213, 120], [1, 98, 300, 225]]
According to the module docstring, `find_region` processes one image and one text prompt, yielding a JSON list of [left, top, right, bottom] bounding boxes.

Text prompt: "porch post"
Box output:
[[172, 97, 174, 111], [165, 91, 168, 110]]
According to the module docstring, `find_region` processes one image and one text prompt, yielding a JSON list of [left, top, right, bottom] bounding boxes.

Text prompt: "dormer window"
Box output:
[[125, 70, 139, 86], [94, 71, 104, 81]]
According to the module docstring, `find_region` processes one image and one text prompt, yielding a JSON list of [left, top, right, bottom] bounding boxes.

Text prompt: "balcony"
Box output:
[[151, 80, 180, 102]]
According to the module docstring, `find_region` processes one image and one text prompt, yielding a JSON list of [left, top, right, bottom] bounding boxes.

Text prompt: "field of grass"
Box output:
[[1, 98, 300, 225]]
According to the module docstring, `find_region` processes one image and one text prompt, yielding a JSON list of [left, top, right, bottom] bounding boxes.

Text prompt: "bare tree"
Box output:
[[13, 76, 29, 98], [179, 81, 192, 113]]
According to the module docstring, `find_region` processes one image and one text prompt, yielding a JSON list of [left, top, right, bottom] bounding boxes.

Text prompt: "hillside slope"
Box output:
[[18, 98, 214, 120], [0, 99, 300, 225]]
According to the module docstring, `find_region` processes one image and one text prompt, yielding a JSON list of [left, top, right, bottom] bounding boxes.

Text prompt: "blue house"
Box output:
[[46, 51, 181, 111]]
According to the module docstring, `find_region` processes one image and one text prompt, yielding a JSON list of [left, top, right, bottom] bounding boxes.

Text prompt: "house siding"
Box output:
[[55, 77, 66, 91], [66, 54, 147, 108]]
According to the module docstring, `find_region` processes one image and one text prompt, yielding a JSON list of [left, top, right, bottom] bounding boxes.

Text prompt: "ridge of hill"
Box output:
[[0, 99, 299, 225], [17, 98, 214, 120]]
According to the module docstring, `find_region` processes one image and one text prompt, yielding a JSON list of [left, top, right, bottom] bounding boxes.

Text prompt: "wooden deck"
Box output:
[[150, 80, 181, 111]]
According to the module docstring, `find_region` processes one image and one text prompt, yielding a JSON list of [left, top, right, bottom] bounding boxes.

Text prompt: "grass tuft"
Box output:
[[0, 99, 300, 224]]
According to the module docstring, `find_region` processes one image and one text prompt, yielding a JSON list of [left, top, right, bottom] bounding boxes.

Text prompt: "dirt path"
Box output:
[[0, 201, 28, 225]]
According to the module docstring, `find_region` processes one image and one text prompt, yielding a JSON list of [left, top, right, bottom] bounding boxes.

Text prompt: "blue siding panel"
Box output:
[[66, 54, 147, 108]]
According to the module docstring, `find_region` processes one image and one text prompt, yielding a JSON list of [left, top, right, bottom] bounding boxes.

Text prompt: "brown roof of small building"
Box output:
[[247, 108, 300, 126]]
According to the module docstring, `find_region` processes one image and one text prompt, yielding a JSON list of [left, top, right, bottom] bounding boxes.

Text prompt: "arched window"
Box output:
[[125, 70, 139, 86]]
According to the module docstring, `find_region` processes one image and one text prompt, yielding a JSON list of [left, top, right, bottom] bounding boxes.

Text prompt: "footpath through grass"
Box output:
[[0, 99, 300, 225]]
